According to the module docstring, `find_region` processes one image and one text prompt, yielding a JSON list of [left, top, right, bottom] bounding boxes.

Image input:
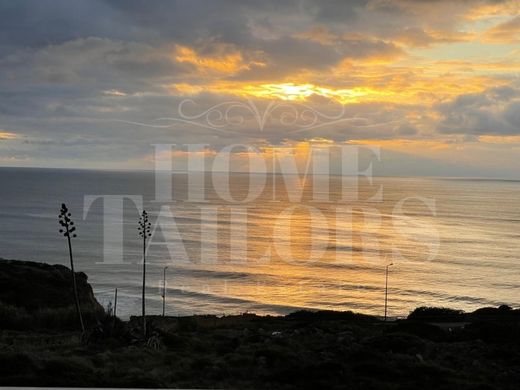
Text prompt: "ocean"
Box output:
[[1, 167, 519, 318]]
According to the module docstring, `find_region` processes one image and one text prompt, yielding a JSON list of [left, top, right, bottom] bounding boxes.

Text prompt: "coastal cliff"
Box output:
[[0, 259, 104, 329]]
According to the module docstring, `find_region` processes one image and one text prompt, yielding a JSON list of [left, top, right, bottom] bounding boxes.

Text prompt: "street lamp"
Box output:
[[162, 266, 168, 317], [114, 288, 118, 317], [384, 262, 394, 322]]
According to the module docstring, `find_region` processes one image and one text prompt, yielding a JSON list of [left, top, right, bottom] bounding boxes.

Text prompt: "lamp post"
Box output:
[[384, 262, 394, 322], [114, 288, 118, 317], [162, 266, 168, 317]]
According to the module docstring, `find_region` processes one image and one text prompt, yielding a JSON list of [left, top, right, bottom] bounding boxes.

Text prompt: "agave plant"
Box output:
[[138, 210, 152, 337], [58, 203, 84, 333]]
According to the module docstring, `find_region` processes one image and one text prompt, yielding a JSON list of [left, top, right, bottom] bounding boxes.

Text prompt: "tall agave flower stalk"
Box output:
[[58, 203, 85, 333], [138, 210, 152, 337]]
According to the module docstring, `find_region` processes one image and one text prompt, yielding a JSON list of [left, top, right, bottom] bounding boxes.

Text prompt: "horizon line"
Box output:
[[1, 165, 520, 182]]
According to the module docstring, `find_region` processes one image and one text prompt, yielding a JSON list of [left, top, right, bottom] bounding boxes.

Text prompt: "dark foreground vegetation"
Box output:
[[1, 259, 519, 389]]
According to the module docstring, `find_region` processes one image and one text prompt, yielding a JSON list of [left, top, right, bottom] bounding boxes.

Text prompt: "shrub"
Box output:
[[407, 307, 466, 322]]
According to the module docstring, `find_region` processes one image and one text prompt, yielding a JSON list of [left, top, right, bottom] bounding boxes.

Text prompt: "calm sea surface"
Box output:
[[1, 167, 519, 318]]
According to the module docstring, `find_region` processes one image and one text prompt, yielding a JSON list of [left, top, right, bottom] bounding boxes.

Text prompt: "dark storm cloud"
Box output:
[[0, 0, 504, 49], [437, 85, 520, 135], [0, 1, 126, 52]]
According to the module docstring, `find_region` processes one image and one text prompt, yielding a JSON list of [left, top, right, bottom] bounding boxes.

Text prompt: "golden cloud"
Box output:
[[0, 131, 18, 140], [466, 1, 519, 20], [482, 15, 520, 43], [174, 44, 265, 75]]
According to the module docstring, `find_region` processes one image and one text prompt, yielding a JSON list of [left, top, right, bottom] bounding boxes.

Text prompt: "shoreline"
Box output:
[[1, 259, 520, 388], [6, 256, 513, 321]]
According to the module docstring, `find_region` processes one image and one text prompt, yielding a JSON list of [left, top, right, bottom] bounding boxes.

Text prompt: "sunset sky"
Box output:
[[0, 0, 519, 176]]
